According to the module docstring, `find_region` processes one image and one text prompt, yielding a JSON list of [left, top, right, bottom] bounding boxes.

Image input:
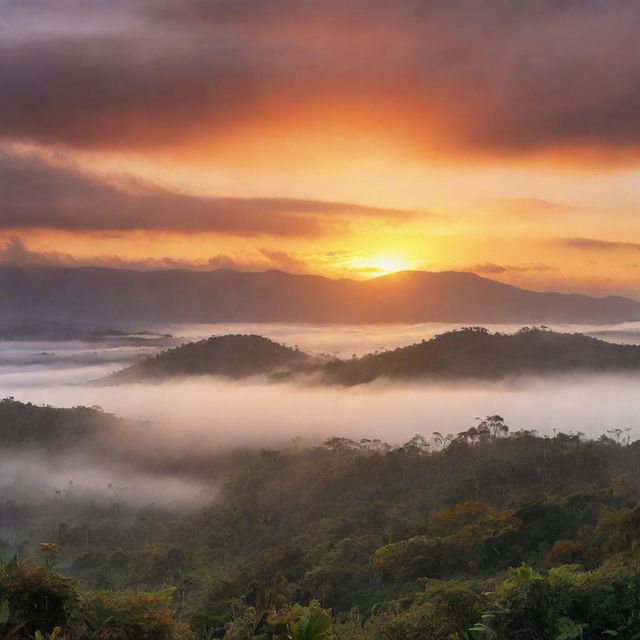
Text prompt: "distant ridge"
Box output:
[[106, 328, 640, 386], [1, 266, 638, 325]]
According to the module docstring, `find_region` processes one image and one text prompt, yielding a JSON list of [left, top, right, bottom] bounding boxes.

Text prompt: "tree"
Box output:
[[476, 415, 509, 439], [268, 603, 333, 640]]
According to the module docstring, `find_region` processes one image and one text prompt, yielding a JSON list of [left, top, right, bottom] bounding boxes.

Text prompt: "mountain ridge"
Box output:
[[1, 265, 638, 325]]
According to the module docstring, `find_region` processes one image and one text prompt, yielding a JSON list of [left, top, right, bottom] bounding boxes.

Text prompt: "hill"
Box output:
[[106, 333, 310, 382], [0, 396, 119, 451], [1, 266, 638, 325], [322, 326, 640, 385], [106, 327, 640, 385], [4, 404, 640, 639]]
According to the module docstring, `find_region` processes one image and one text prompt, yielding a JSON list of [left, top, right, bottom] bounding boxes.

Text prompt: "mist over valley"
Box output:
[[4, 1, 640, 633]]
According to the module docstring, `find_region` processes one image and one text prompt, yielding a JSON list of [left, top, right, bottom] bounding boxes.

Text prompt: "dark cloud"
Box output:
[[559, 238, 640, 252], [0, 236, 308, 272], [0, 35, 280, 150], [4, 1, 640, 160], [0, 152, 415, 235]]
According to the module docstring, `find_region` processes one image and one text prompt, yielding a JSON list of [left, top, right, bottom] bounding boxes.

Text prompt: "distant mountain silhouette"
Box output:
[[106, 328, 640, 386], [106, 334, 309, 383], [0, 323, 175, 345], [321, 327, 640, 385], [1, 266, 638, 325]]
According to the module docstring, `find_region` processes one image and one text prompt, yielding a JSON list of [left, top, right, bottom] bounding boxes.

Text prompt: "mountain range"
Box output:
[[1, 266, 638, 325]]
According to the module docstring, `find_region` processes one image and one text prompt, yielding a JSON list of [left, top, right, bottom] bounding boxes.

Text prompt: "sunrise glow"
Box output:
[[4, 4, 640, 635], [0, 1, 638, 300], [365, 256, 413, 276]]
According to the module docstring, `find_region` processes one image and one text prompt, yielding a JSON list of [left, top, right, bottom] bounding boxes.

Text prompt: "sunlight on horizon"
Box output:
[[343, 254, 416, 277]]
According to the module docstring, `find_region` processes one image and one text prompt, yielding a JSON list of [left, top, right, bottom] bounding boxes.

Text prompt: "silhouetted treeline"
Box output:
[[0, 397, 119, 450], [322, 326, 640, 384], [107, 327, 640, 385]]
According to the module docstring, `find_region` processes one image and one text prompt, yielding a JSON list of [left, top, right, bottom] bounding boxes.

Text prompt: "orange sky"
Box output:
[[2, 1, 640, 298]]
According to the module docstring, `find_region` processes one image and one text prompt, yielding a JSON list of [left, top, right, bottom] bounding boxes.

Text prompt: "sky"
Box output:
[[2, 0, 640, 298]]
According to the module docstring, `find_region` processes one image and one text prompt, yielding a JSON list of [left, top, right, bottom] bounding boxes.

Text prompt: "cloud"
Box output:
[[0, 236, 309, 273], [464, 262, 556, 275], [0, 151, 416, 236], [4, 1, 640, 162], [558, 238, 640, 252], [488, 198, 582, 217], [5, 371, 640, 456]]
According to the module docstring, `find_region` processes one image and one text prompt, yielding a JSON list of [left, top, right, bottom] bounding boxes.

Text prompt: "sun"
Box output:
[[366, 255, 411, 276], [338, 252, 415, 278]]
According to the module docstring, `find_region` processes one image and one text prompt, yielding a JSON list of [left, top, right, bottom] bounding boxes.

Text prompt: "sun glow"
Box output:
[[365, 255, 412, 276]]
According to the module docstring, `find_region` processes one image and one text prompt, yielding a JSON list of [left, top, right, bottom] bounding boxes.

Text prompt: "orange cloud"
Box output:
[[4, 1, 640, 165]]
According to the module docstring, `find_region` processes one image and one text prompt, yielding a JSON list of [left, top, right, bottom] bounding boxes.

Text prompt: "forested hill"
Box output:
[[322, 326, 640, 385], [106, 333, 310, 383], [5, 410, 640, 639], [0, 396, 119, 450], [106, 327, 640, 385]]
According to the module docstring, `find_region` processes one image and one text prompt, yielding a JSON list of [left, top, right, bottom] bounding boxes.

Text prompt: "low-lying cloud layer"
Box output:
[[3, 374, 640, 453], [2, 322, 640, 508]]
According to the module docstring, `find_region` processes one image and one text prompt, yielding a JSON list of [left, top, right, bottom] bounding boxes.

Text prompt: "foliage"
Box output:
[[0, 559, 75, 636], [0, 559, 192, 640], [73, 588, 194, 640], [5, 398, 640, 638]]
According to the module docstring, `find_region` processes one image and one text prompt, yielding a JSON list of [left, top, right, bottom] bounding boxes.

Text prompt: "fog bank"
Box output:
[[3, 321, 640, 510], [2, 374, 639, 450], [152, 321, 640, 357]]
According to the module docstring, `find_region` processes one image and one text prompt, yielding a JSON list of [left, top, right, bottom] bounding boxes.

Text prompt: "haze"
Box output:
[[3, 322, 640, 444]]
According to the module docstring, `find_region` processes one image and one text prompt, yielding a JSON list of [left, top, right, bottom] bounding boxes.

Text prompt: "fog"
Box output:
[[0, 451, 209, 508], [2, 321, 640, 510], [3, 373, 640, 449], [152, 320, 640, 357], [4, 320, 640, 449]]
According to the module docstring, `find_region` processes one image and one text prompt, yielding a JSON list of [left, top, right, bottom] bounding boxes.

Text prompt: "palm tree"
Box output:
[[288, 610, 332, 640], [271, 607, 332, 640]]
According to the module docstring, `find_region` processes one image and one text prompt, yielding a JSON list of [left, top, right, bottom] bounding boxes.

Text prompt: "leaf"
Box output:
[[0, 600, 9, 625]]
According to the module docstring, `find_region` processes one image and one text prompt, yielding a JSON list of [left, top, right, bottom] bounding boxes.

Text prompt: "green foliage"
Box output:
[[267, 603, 332, 640], [0, 559, 75, 636], [73, 588, 194, 640], [0, 559, 192, 640], [5, 399, 640, 638]]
